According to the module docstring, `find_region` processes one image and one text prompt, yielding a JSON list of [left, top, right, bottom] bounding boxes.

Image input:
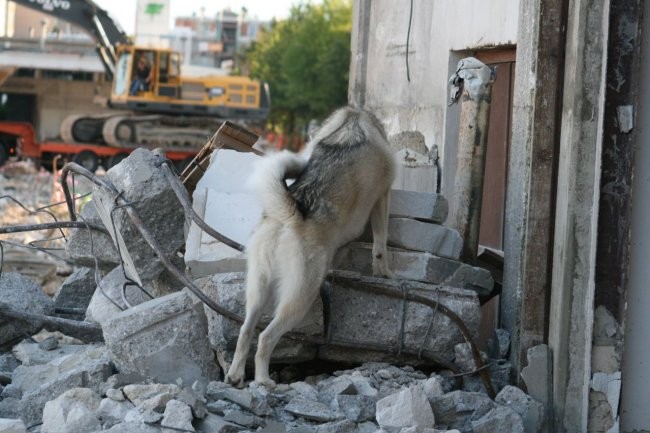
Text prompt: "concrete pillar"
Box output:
[[449, 58, 494, 264], [348, 0, 372, 108], [502, 0, 567, 384], [548, 0, 610, 431]]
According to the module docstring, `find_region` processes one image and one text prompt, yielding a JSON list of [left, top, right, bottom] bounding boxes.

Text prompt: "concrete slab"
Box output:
[[334, 242, 493, 296]]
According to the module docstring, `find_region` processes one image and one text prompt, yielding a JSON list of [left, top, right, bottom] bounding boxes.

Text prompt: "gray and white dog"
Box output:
[[225, 107, 396, 387]]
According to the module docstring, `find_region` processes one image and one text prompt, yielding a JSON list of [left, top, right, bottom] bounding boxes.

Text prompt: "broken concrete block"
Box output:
[[489, 328, 511, 359], [12, 341, 88, 366], [161, 400, 195, 432], [65, 202, 120, 270], [0, 272, 54, 347], [5, 346, 112, 426], [41, 387, 101, 433], [285, 397, 337, 422], [387, 218, 462, 259], [334, 243, 493, 296], [98, 398, 134, 428], [53, 267, 96, 313], [195, 413, 245, 433], [192, 272, 323, 369], [430, 391, 495, 431], [315, 419, 356, 433], [375, 385, 435, 431], [0, 419, 27, 433], [470, 405, 524, 433], [102, 291, 219, 386], [184, 188, 249, 279], [0, 354, 20, 384], [391, 147, 438, 193], [185, 150, 263, 279], [38, 337, 58, 351], [496, 386, 545, 433], [318, 272, 480, 365], [333, 395, 376, 422], [389, 190, 448, 223], [591, 372, 622, 420], [85, 265, 177, 324], [92, 148, 186, 281], [222, 409, 263, 428], [592, 345, 621, 374], [210, 387, 271, 417], [520, 345, 551, 413]]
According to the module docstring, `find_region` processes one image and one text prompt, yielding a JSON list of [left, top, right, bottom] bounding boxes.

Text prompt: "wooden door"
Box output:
[[476, 49, 515, 252]]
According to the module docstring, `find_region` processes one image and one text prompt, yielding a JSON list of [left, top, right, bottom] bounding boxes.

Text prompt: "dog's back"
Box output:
[[251, 107, 395, 248]]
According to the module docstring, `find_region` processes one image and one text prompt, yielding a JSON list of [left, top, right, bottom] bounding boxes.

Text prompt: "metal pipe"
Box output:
[[449, 57, 495, 263]]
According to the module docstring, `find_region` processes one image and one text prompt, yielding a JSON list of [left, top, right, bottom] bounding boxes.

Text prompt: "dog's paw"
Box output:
[[253, 377, 277, 389], [372, 264, 394, 279], [225, 370, 247, 389]]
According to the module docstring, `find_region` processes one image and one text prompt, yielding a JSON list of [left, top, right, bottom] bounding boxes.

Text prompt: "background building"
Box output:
[[134, 0, 170, 47]]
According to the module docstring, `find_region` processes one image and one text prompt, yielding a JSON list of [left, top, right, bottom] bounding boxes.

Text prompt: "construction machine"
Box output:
[[9, 0, 270, 149]]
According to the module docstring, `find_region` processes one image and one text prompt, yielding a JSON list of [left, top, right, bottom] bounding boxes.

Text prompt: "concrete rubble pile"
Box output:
[[0, 149, 545, 432]]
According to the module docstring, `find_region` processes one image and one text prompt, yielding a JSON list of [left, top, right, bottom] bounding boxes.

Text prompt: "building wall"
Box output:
[[135, 0, 170, 47], [350, 0, 518, 196], [0, 76, 111, 140]]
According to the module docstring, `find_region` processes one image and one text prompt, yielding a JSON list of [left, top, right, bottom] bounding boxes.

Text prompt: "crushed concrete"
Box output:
[[64, 202, 120, 270], [0, 330, 536, 433]]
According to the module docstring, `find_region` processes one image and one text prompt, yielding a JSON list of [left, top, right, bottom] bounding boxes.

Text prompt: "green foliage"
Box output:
[[245, 0, 352, 133]]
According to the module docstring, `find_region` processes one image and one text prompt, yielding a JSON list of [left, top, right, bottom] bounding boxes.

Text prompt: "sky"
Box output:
[[93, 0, 302, 35]]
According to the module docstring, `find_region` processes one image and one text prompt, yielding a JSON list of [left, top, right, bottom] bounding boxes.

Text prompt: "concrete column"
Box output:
[[502, 0, 567, 386], [548, 0, 610, 431], [348, 0, 372, 108]]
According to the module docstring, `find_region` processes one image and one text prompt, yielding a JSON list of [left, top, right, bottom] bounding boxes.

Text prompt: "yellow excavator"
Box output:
[[11, 0, 270, 149]]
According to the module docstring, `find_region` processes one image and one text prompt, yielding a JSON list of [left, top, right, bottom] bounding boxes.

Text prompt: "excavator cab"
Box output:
[[109, 44, 269, 121]]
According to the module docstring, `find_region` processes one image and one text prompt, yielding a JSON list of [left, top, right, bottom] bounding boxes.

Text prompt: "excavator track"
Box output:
[[60, 113, 129, 144], [101, 114, 226, 149]]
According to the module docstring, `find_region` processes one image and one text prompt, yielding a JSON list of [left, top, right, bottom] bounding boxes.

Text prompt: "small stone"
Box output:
[[334, 394, 376, 422], [422, 377, 445, 402], [290, 382, 319, 401], [496, 386, 545, 433], [38, 337, 59, 351], [375, 385, 435, 431], [471, 405, 524, 433], [430, 391, 495, 431], [106, 388, 126, 402], [195, 413, 245, 433], [124, 407, 163, 424], [219, 387, 272, 416], [41, 387, 102, 433], [122, 383, 182, 407], [161, 399, 195, 432], [98, 398, 134, 428]]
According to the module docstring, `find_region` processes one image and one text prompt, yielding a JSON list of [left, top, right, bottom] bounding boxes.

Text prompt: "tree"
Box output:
[[245, 0, 352, 134]]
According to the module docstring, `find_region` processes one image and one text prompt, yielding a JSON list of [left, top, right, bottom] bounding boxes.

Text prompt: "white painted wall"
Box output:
[[351, 0, 518, 196]]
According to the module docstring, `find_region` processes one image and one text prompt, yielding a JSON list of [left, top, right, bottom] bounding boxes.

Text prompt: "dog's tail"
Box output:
[[249, 150, 307, 221]]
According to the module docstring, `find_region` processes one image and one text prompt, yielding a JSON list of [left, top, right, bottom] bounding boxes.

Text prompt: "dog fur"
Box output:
[[225, 107, 395, 387]]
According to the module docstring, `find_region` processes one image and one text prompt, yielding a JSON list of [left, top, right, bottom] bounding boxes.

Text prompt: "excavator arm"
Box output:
[[9, 0, 130, 79]]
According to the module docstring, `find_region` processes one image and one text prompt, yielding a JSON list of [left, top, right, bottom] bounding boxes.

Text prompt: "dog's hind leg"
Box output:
[[225, 267, 272, 388], [370, 189, 393, 278], [253, 255, 326, 387]]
